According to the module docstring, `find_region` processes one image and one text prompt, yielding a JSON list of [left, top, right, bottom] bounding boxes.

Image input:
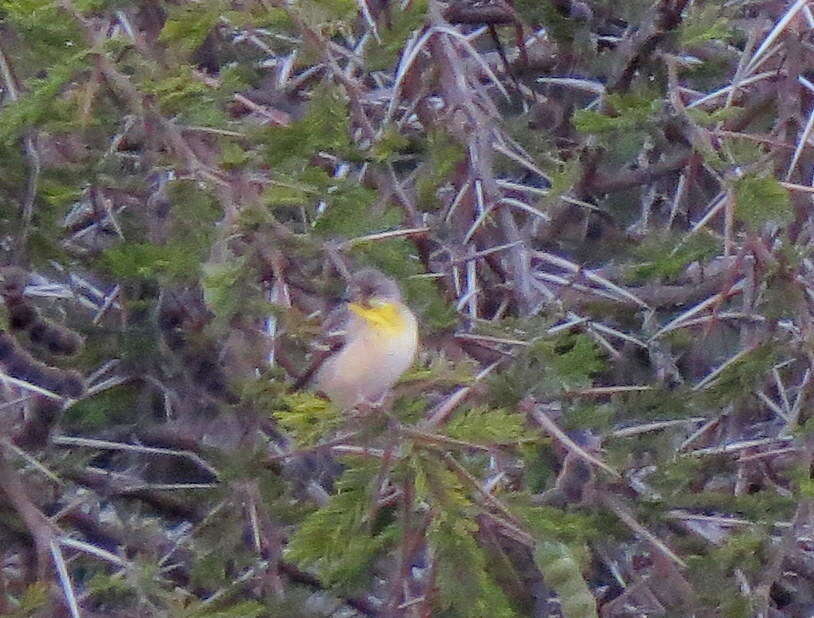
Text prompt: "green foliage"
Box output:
[[490, 332, 605, 406], [366, 0, 427, 71], [685, 106, 741, 128], [430, 516, 517, 618], [187, 508, 254, 592], [272, 391, 344, 447], [534, 541, 597, 618], [733, 174, 793, 230], [416, 131, 466, 210], [262, 84, 352, 169], [370, 126, 411, 163], [645, 455, 706, 496], [160, 1, 226, 57], [0, 53, 88, 144], [264, 169, 327, 207], [202, 257, 250, 327], [201, 254, 271, 331], [1, 1, 83, 63], [102, 242, 200, 281], [513, 0, 550, 24], [612, 387, 696, 423], [790, 461, 814, 498], [287, 462, 396, 590], [629, 231, 719, 282], [687, 530, 766, 615], [404, 274, 458, 333], [102, 180, 219, 282], [8, 582, 49, 618], [446, 406, 527, 444], [539, 159, 581, 209], [701, 343, 777, 406], [297, 0, 358, 32], [315, 183, 401, 237], [573, 93, 661, 134], [219, 140, 253, 169], [563, 402, 614, 431], [142, 70, 215, 119], [62, 384, 140, 430], [678, 6, 733, 48], [514, 0, 581, 42], [411, 451, 516, 616], [87, 571, 135, 605], [666, 487, 794, 523], [546, 334, 605, 388], [0, 1, 804, 615], [517, 504, 603, 546]]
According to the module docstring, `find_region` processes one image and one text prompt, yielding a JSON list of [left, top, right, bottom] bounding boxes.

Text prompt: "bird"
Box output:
[[297, 268, 418, 409]]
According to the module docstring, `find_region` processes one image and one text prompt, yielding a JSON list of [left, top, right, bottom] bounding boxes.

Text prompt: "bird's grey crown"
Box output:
[[347, 268, 402, 302]]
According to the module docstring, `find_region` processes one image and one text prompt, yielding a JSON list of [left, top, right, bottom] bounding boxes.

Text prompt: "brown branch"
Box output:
[[0, 453, 59, 579], [588, 150, 693, 194], [607, 0, 690, 94]]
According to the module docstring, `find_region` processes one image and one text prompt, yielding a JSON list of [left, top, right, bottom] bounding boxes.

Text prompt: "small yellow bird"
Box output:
[[299, 269, 418, 409]]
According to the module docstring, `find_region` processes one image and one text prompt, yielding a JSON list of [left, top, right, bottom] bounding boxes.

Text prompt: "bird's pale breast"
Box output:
[[315, 304, 417, 409]]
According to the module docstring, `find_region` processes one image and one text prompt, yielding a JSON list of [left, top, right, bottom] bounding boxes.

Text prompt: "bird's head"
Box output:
[[345, 269, 406, 333], [346, 268, 401, 308]]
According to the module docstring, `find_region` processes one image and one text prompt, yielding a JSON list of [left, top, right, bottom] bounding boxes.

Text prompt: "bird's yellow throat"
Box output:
[[348, 300, 407, 335]]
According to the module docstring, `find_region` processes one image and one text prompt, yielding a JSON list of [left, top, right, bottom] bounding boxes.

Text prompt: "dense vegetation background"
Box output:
[[0, 0, 813, 616]]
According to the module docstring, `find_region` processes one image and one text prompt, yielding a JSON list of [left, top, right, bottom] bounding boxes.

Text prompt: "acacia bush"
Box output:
[[0, 1, 813, 616]]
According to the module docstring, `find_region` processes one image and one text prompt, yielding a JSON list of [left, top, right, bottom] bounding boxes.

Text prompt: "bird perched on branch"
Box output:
[[296, 269, 418, 409]]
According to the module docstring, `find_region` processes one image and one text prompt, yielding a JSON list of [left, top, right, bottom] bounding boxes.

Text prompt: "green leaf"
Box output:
[[546, 334, 605, 389], [1, 1, 83, 64], [430, 515, 517, 618], [514, 0, 578, 41], [410, 450, 515, 615], [416, 131, 466, 211], [446, 406, 527, 444], [87, 571, 134, 603], [733, 174, 792, 229], [573, 92, 661, 134], [490, 331, 605, 406], [9, 582, 49, 618], [102, 242, 201, 281], [516, 504, 603, 546], [563, 403, 614, 432], [0, 53, 88, 144], [628, 231, 719, 282], [370, 126, 411, 163], [220, 140, 253, 169], [262, 84, 352, 169], [201, 256, 266, 330], [534, 541, 597, 618], [366, 0, 428, 71], [297, 0, 358, 31], [687, 531, 765, 617], [62, 384, 141, 430], [314, 182, 401, 238], [102, 180, 220, 282], [679, 6, 733, 48], [272, 391, 344, 447], [286, 462, 395, 590], [701, 343, 777, 406], [141, 68, 227, 125], [160, 1, 226, 56]]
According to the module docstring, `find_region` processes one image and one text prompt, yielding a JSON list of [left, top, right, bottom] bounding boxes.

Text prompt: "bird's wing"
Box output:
[[292, 304, 349, 391]]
